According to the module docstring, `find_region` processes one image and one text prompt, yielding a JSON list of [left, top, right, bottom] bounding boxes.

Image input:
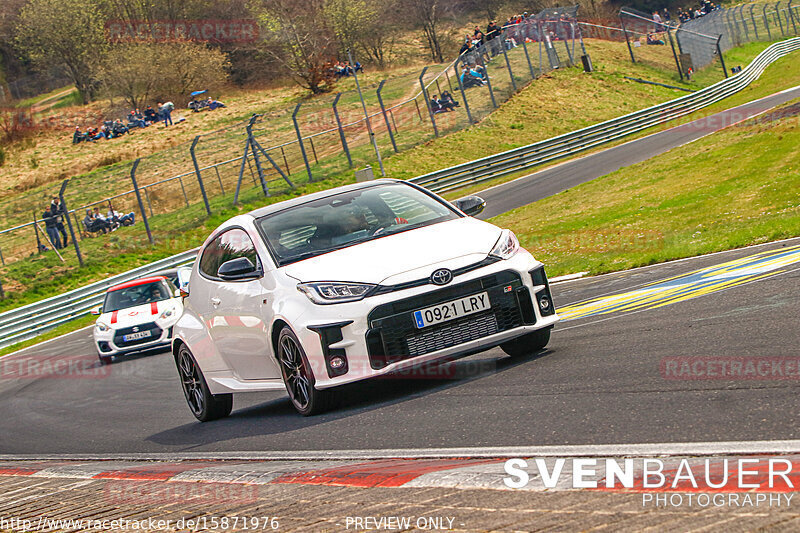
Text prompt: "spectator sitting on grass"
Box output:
[[647, 33, 665, 45], [460, 65, 486, 88], [206, 97, 226, 110], [72, 126, 87, 144], [440, 91, 459, 111], [84, 208, 111, 234], [144, 105, 158, 124], [108, 208, 135, 226]]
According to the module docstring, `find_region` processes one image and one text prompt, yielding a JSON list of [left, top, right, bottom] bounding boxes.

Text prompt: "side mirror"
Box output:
[[454, 195, 486, 217], [218, 257, 260, 281], [90, 306, 102, 316]]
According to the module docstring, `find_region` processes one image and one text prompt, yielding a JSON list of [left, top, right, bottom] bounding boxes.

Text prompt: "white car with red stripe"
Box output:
[[92, 276, 183, 364]]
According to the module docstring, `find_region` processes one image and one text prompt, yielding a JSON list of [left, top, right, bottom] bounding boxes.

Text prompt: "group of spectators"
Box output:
[[72, 102, 176, 144], [459, 63, 489, 88], [188, 96, 226, 112], [430, 92, 459, 113], [82, 207, 135, 235], [38, 196, 137, 252], [331, 61, 363, 78], [677, 1, 721, 22]]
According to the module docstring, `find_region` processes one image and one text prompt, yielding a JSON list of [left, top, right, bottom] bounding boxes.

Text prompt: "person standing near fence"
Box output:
[[50, 196, 68, 248], [42, 204, 62, 250]]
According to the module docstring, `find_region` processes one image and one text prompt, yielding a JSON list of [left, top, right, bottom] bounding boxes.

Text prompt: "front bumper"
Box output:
[[94, 321, 176, 357], [297, 252, 559, 389]]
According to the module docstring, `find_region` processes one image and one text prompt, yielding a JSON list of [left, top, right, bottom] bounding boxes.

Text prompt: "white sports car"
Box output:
[[173, 179, 559, 420], [93, 276, 183, 364]]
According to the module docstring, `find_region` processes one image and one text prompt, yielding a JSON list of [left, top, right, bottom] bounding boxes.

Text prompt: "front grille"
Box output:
[[366, 270, 534, 369], [407, 314, 498, 357], [113, 322, 162, 348]]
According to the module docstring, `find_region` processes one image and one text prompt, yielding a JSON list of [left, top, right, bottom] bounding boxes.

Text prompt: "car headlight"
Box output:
[[159, 308, 174, 319], [489, 229, 520, 260], [96, 322, 110, 332], [297, 282, 376, 304]]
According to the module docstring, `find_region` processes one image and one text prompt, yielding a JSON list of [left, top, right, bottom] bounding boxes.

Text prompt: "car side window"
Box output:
[[199, 228, 259, 279]]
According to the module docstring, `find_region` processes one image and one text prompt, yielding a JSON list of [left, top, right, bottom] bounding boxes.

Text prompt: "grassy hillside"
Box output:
[[493, 98, 800, 276]]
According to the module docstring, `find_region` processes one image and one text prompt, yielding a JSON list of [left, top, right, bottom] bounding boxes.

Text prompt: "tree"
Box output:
[[249, 0, 338, 94], [98, 42, 230, 108], [406, 0, 451, 63], [15, 0, 108, 104], [324, 0, 398, 68]]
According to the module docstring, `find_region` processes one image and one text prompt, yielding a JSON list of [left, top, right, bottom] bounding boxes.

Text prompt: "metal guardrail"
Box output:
[[0, 38, 797, 352], [0, 249, 198, 350], [410, 37, 800, 193]]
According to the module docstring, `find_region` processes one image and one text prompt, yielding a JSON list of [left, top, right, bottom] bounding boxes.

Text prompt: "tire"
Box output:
[[500, 328, 551, 358], [277, 326, 335, 416], [175, 344, 232, 422], [98, 353, 113, 365]]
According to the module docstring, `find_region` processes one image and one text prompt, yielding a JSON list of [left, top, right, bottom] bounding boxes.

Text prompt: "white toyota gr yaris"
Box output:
[[173, 179, 559, 420]]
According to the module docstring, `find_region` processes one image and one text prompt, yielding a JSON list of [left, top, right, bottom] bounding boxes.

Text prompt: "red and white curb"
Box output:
[[2, 453, 800, 493]]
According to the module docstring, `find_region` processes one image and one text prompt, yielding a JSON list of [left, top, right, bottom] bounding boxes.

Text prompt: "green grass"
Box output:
[[491, 99, 800, 277], [0, 313, 95, 359]]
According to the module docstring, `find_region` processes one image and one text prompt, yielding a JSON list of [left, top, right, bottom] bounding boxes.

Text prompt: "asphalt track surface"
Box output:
[[1, 89, 799, 456], [1, 236, 798, 454], [475, 84, 800, 219]]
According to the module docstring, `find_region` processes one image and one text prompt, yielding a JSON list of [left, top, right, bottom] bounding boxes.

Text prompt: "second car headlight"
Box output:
[[297, 282, 376, 304], [489, 229, 520, 260], [96, 322, 110, 332]]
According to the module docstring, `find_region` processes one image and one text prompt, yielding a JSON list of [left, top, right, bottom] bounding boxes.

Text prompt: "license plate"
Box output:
[[123, 330, 152, 342], [413, 292, 491, 329]]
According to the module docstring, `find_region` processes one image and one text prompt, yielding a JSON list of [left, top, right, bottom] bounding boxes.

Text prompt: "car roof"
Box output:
[[246, 179, 403, 219], [107, 276, 167, 293]]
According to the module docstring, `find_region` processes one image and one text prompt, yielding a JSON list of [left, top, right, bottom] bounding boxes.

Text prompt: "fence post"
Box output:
[[776, 1, 786, 35], [246, 119, 268, 196], [538, 20, 544, 75], [716, 35, 729, 78], [500, 36, 518, 92], [32, 211, 42, 253], [234, 118, 254, 205], [376, 81, 398, 153], [764, 4, 772, 39], [738, 6, 750, 41], [418, 67, 439, 137], [59, 179, 84, 266], [130, 159, 154, 246], [788, 0, 798, 33], [178, 177, 189, 207], [292, 103, 314, 183], [520, 29, 536, 79], [332, 92, 355, 163], [750, 5, 759, 40], [190, 136, 212, 216], [620, 15, 636, 63], [453, 63, 474, 125], [667, 29, 684, 81]]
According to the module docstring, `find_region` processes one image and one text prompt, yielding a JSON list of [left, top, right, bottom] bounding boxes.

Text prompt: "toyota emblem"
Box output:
[[430, 268, 453, 286]]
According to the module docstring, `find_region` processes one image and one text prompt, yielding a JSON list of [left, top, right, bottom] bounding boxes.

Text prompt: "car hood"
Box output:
[[282, 217, 503, 285], [98, 299, 182, 328]]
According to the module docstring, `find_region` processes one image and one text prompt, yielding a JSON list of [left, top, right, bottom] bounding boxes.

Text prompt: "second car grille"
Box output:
[[113, 322, 162, 348], [366, 270, 535, 369]]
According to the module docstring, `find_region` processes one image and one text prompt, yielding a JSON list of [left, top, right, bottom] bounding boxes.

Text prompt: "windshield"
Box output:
[[103, 280, 172, 313], [256, 183, 460, 266]]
